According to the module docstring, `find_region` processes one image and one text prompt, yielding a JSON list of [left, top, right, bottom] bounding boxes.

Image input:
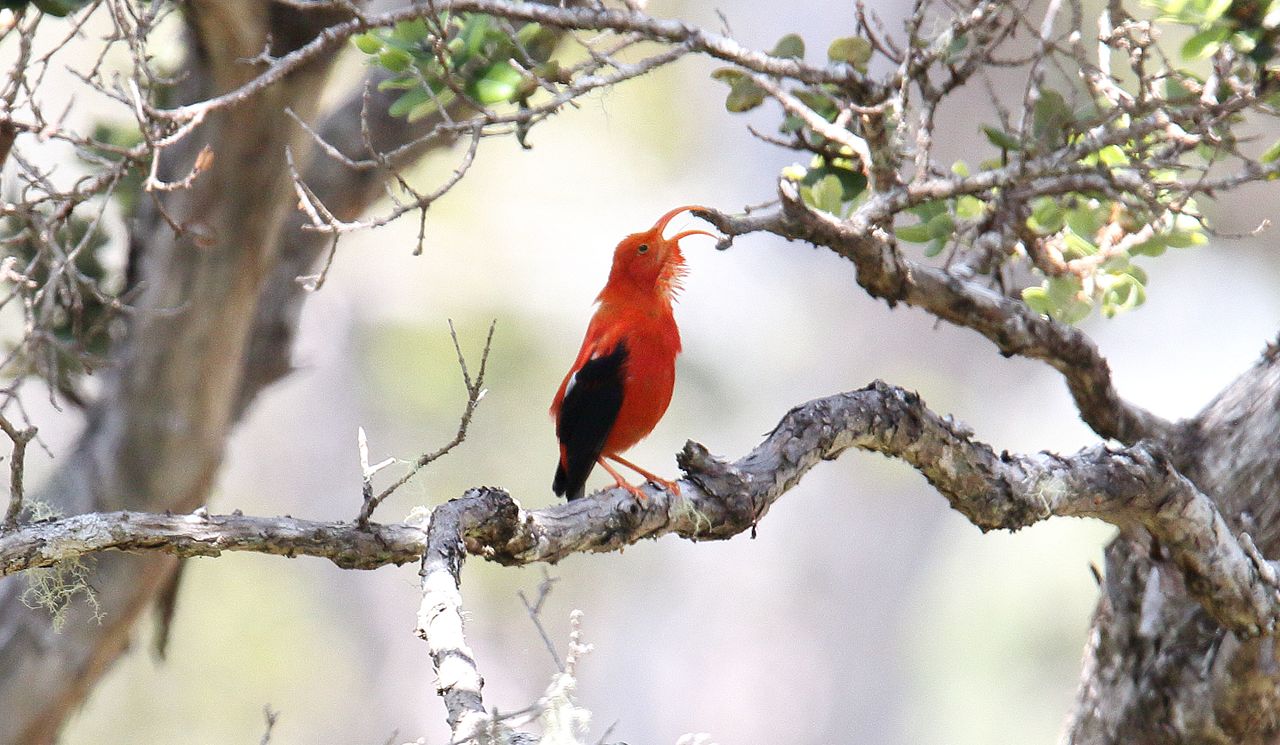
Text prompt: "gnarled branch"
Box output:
[[695, 182, 1172, 446], [0, 380, 1259, 742]]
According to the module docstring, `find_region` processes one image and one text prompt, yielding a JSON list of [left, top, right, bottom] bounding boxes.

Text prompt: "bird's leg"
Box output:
[[596, 456, 648, 501], [606, 454, 682, 496]]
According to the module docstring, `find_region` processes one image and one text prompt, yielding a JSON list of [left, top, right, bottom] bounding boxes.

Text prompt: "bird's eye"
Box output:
[[637, 244, 649, 254]]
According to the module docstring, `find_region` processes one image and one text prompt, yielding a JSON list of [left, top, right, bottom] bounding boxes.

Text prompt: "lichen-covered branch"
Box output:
[[1, 379, 1262, 742], [0, 512, 427, 577], [2, 381, 1263, 627], [408, 382, 1272, 740]]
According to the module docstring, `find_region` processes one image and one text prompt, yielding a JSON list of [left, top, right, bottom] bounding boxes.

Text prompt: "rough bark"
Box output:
[[1066, 349, 1280, 745]]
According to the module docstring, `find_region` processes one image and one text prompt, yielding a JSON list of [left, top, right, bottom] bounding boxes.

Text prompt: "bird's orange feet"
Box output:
[[606, 454, 682, 496], [597, 457, 649, 501]]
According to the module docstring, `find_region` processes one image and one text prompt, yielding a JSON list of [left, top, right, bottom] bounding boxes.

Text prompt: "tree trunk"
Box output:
[[0, 3, 347, 740], [1067, 348, 1280, 744]]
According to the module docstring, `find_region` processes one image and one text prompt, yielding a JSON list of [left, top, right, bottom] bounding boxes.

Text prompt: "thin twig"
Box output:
[[0, 412, 36, 529], [518, 569, 563, 671], [357, 320, 495, 526], [259, 706, 279, 745]]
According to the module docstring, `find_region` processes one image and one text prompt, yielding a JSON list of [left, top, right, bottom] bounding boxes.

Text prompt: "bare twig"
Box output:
[[518, 569, 564, 671], [0, 413, 36, 529], [259, 706, 279, 745], [357, 320, 495, 526]]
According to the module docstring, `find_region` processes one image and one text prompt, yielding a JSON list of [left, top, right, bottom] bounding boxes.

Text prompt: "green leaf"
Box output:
[[1065, 205, 1102, 240], [726, 81, 766, 112], [1022, 285, 1053, 314], [924, 238, 946, 257], [828, 36, 873, 69], [1032, 89, 1072, 146], [981, 125, 1022, 151], [353, 33, 384, 55], [1028, 197, 1065, 234], [1164, 228, 1207, 247], [378, 75, 420, 91], [772, 33, 806, 60], [793, 89, 837, 120], [895, 223, 933, 243], [1203, 0, 1233, 22], [1182, 25, 1231, 59], [516, 21, 545, 46], [805, 164, 867, 201], [955, 195, 984, 219], [1041, 275, 1092, 324], [388, 89, 431, 118], [407, 90, 455, 122], [1164, 76, 1199, 102], [1057, 298, 1094, 324], [810, 173, 845, 214], [1062, 229, 1098, 259], [1047, 275, 1082, 303], [1130, 235, 1168, 257], [460, 14, 493, 59], [927, 213, 955, 239], [712, 68, 766, 113], [951, 160, 970, 177], [472, 62, 524, 104], [1262, 139, 1280, 162], [379, 47, 414, 73], [910, 200, 948, 221], [1101, 274, 1147, 317], [391, 18, 429, 44], [1096, 145, 1128, 166]]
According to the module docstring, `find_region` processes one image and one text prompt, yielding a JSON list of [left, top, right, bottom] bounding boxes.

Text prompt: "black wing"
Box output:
[[553, 342, 628, 500]]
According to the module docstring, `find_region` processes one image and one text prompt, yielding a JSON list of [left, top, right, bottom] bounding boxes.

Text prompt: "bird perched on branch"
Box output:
[[551, 205, 716, 501]]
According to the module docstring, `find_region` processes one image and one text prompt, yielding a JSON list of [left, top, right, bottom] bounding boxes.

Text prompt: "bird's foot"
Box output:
[[646, 475, 682, 496], [616, 480, 648, 502]]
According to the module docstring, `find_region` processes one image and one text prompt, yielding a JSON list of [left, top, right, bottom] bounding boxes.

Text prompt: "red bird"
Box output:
[[550, 205, 715, 501]]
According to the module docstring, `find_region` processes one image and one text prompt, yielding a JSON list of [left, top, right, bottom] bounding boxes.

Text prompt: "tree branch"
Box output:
[[0, 511, 426, 577], [154, 0, 874, 127], [0, 413, 36, 529], [2, 380, 1270, 741], [694, 182, 1172, 445]]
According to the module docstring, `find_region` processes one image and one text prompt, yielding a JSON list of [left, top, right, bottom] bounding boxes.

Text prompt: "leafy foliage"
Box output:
[[1148, 0, 1280, 63], [711, 19, 1226, 325], [0, 209, 121, 403], [353, 15, 560, 122]]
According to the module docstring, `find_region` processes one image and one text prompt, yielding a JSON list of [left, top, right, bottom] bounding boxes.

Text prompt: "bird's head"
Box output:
[[605, 205, 717, 299]]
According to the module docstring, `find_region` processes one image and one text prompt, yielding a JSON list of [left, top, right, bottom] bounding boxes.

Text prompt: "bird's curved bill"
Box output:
[[652, 204, 713, 238], [670, 229, 717, 243]]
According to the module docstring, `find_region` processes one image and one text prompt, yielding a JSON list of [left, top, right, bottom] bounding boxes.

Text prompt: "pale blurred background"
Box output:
[[8, 1, 1278, 743]]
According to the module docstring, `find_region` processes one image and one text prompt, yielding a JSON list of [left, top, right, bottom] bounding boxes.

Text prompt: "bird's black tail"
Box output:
[[553, 458, 590, 501]]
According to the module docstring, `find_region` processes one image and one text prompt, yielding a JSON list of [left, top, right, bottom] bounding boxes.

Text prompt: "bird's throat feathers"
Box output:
[[600, 248, 686, 305]]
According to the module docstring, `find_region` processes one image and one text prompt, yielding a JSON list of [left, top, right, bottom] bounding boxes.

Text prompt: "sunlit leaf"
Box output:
[[1182, 25, 1231, 58], [895, 222, 932, 243], [828, 36, 873, 69], [353, 33, 383, 55]]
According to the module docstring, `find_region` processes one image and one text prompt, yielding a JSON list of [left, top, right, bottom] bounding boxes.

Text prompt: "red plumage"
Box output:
[[550, 205, 715, 501]]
